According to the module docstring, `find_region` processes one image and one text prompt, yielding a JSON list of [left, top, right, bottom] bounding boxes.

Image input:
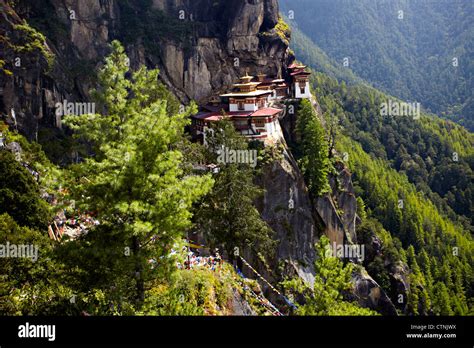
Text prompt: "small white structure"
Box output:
[[289, 63, 311, 99]]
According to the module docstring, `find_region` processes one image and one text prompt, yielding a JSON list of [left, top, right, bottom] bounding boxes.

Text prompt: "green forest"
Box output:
[[278, 2, 474, 314], [310, 71, 473, 315], [280, 0, 474, 131]]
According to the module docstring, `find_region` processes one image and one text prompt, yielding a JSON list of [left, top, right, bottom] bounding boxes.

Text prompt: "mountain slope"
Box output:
[[280, 0, 474, 130], [307, 68, 474, 315], [281, 15, 360, 85], [277, 3, 474, 314]]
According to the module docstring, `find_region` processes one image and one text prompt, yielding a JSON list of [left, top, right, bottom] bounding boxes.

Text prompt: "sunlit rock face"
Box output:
[[1, 0, 289, 139], [146, 0, 288, 102]]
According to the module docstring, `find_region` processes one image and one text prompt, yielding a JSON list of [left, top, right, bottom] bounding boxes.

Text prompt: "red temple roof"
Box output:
[[290, 70, 311, 76], [193, 112, 225, 121], [193, 107, 282, 122], [251, 107, 282, 117], [288, 63, 307, 69]]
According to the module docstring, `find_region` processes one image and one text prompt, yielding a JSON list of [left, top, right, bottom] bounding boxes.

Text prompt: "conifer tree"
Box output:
[[195, 119, 275, 259], [433, 282, 454, 315], [295, 99, 330, 197], [63, 41, 213, 306]]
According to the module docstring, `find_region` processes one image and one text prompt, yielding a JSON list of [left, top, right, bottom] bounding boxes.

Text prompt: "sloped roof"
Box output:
[[193, 107, 282, 121], [220, 90, 273, 98], [289, 63, 307, 69], [290, 70, 311, 76], [251, 107, 282, 117]]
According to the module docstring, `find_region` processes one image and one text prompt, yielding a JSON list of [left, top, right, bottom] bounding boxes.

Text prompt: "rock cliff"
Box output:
[[273, 99, 398, 315], [0, 0, 290, 139]]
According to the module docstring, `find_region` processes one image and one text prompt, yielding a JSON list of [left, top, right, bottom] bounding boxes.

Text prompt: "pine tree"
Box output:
[[433, 282, 454, 315], [407, 245, 421, 275], [63, 41, 213, 306], [195, 119, 275, 259], [418, 250, 434, 294], [406, 245, 430, 315], [407, 273, 420, 315], [295, 99, 330, 197]]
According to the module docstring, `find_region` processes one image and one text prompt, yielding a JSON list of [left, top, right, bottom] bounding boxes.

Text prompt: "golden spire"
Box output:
[[240, 68, 254, 83]]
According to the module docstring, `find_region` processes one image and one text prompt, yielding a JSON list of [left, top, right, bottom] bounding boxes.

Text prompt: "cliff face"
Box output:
[[0, 0, 290, 139], [256, 144, 320, 286], [149, 0, 288, 102], [274, 101, 398, 315]]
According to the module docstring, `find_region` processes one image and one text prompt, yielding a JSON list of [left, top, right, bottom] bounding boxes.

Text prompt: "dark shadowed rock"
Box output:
[[230, 289, 257, 316], [350, 267, 398, 316]]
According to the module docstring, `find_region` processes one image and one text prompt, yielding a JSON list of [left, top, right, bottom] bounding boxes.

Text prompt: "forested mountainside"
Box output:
[[0, 0, 473, 317], [311, 72, 473, 314], [312, 73, 474, 229], [280, 0, 474, 131], [280, 0, 473, 314]]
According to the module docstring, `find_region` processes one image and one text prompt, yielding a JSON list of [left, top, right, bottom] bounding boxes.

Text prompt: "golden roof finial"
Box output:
[[240, 68, 254, 83]]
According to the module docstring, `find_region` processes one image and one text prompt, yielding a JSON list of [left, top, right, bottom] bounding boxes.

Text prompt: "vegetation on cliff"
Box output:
[[294, 99, 330, 197], [282, 236, 378, 316], [280, 13, 473, 314], [193, 118, 276, 261], [0, 41, 277, 316]]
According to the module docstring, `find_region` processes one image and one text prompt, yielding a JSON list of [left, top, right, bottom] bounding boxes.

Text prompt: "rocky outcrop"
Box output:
[[1, 0, 51, 140], [349, 267, 398, 316], [135, 0, 290, 102], [389, 261, 410, 312], [229, 289, 257, 316], [333, 162, 358, 243], [279, 102, 357, 249], [275, 98, 401, 315], [314, 195, 347, 246], [315, 161, 358, 247], [256, 143, 320, 286]]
